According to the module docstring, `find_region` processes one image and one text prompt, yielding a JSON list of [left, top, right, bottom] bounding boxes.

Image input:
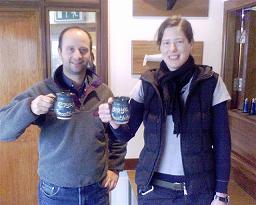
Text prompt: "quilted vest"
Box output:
[[136, 65, 218, 195]]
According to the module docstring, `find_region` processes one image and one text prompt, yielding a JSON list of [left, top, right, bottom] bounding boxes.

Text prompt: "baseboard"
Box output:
[[124, 158, 138, 170]]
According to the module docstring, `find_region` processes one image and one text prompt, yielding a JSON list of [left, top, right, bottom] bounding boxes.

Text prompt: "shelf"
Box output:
[[228, 109, 256, 199]]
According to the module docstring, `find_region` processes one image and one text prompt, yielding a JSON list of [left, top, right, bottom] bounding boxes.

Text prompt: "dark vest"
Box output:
[[135, 65, 218, 195]]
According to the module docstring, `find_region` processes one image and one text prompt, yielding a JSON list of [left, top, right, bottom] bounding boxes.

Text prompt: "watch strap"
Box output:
[[214, 195, 230, 204]]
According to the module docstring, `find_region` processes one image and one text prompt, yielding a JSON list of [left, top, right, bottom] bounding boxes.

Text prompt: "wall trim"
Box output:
[[124, 158, 138, 170]]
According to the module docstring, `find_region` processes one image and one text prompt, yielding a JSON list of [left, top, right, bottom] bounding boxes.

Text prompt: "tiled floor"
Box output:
[[127, 170, 256, 205]]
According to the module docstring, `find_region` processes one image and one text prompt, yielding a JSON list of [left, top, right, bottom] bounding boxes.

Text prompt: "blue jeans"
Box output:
[[138, 185, 214, 205], [38, 179, 109, 205]]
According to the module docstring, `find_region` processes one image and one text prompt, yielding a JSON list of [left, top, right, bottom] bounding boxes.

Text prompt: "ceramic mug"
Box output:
[[111, 96, 130, 124], [54, 92, 75, 120]]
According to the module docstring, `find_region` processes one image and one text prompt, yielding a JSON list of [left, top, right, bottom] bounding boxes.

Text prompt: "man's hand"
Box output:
[[98, 97, 120, 129], [31, 93, 55, 115], [101, 170, 119, 192]]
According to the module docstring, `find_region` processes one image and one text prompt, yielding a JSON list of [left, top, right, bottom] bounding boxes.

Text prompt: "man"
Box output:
[[0, 26, 126, 205]]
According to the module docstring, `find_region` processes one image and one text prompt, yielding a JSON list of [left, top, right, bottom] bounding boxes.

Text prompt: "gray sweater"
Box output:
[[0, 66, 127, 187]]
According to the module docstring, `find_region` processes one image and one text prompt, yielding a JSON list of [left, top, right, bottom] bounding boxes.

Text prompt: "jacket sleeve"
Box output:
[[212, 101, 231, 194], [109, 99, 144, 142], [0, 85, 43, 141]]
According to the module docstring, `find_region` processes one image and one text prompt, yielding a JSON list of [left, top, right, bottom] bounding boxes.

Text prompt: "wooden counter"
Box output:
[[229, 109, 256, 199]]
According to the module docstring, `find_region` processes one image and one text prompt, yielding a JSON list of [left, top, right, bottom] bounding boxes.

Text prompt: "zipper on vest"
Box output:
[[180, 131, 188, 196], [141, 77, 165, 190], [144, 114, 163, 189]]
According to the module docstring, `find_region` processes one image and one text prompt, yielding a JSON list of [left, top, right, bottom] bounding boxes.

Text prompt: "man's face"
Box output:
[[160, 26, 193, 71], [58, 29, 91, 77]]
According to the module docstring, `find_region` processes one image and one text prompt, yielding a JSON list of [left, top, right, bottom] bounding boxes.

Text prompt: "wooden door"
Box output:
[[243, 11, 256, 102], [0, 9, 43, 205]]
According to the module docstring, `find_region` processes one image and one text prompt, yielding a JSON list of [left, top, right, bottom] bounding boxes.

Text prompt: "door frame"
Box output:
[[0, 0, 108, 83]]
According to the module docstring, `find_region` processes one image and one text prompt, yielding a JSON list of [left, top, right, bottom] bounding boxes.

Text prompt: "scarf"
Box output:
[[158, 55, 196, 135]]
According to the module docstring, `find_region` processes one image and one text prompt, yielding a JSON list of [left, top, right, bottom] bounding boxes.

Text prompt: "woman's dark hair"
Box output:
[[58, 26, 94, 61], [156, 16, 194, 48]]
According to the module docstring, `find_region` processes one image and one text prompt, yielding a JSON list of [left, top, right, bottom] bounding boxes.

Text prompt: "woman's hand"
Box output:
[[98, 97, 120, 129]]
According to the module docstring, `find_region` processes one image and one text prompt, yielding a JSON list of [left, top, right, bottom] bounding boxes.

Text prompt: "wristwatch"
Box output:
[[214, 194, 230, 204]]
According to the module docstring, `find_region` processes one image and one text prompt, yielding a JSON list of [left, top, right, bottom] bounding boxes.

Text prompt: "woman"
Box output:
[[99, 16, 231, 205]]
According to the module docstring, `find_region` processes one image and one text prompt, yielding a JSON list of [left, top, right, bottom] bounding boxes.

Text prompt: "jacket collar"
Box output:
[[194, 65, 214, 81], [141, 64, 214, 86]]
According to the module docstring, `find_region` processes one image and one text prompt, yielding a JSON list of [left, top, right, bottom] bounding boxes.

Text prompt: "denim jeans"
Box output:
[[138, 185, 214, 205], [38, 179, 109, 205]]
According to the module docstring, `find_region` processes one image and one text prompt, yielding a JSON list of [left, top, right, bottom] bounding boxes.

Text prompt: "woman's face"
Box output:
[[160, 26, 193, 71]]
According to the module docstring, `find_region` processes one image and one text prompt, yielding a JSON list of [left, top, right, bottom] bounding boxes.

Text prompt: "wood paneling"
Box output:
[[133, 0, 209, 17], [132, 40, 203, 74], [0, 11, 44, 104], [0, 1, 40, 8], [0, 10, 42, 205], [132, 41, 159, 74]]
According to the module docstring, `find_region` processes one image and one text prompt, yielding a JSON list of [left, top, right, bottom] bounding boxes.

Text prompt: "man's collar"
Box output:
[[62, 71, 86, 90], [53, 64, 102, 91]]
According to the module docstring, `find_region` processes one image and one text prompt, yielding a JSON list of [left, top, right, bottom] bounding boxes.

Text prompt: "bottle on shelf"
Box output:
[[242, 98, 249, 113], [250, 98, 256, 115]]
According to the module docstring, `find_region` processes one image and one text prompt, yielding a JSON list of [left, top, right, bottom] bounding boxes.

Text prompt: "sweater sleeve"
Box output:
[[212, 101, 231, 193], [0, 87, 42, 141], [107, 132, 127, 172]]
